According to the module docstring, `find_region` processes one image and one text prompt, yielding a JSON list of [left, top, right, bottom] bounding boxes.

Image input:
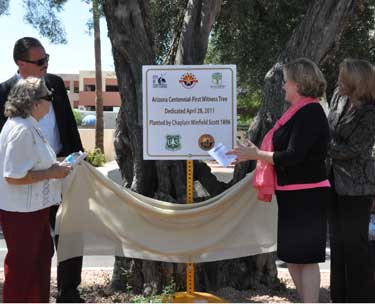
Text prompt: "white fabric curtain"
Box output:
[[56, 162, 277, 263]]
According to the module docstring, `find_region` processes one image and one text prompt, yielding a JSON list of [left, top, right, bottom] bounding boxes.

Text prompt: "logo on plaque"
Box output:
[[165, 134, 181, 151], [153, 73, 167, 88], [198, 134, 215, 151], [179, 73, 198, 89], [211, 72, 225, 89]]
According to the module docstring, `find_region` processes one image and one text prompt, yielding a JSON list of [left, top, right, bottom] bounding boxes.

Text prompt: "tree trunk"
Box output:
[[93, 0, 104, 152], [104, 0, 233, 295], [233, 0, 356, 180], [103, 0, 356, 295], [231, 0, 356, 291]]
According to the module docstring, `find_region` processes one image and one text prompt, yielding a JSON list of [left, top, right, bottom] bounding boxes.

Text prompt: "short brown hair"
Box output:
[[283, 58, 327, 98], [339, 58, 375, 105]]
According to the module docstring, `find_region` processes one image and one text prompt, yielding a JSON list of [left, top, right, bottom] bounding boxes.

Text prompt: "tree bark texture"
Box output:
[[104, 0, 156, 195], [104, 0, 250, 295], [233, 0, 356, 181], [104, 0, 355, 296]]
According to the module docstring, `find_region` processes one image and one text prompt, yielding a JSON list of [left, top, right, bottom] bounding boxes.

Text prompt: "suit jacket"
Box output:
[[273, 102, 329, 185], [0, 74, 83, 157], [327, 89, 375, 196]]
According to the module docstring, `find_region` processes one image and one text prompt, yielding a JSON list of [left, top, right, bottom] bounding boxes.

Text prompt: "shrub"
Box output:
[[86, 148, 106, 167], [73, 109, 83, 126]]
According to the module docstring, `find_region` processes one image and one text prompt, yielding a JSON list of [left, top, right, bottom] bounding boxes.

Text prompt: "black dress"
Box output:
[[272, 103, 330, 263]]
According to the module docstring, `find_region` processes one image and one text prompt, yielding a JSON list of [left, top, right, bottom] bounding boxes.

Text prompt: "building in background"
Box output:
[[59, 73, 80, 107], [59, 70, 121, 111]]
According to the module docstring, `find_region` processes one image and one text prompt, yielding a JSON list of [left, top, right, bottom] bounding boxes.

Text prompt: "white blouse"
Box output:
[[0, 116, 62, 212]]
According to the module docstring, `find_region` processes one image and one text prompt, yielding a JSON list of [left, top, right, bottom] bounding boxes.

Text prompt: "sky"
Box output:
[[0, 0, 114, 82]]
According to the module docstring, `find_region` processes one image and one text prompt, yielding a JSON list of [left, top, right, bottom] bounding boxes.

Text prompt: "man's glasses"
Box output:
[[21, 54, 49, 66], [39, 94, 53, 102]]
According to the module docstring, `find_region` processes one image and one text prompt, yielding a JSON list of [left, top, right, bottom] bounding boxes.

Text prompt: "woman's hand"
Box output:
[[48, 163, 72, 179], [227, 140, 260, 163], [6, 163, 73, 185]]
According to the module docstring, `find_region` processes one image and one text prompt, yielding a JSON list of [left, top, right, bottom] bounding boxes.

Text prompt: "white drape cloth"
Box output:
[[56, 162, 277, 263]]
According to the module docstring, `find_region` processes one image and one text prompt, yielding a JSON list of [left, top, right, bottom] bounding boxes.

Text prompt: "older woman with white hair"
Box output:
[[0, 77, 71, 303]]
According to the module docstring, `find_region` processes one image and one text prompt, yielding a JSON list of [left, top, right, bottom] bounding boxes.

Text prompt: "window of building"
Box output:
[[106, 85, 119, 92], [103, 106, 114, 111], [74, 81, 79, 93], [84, 84, 96, 92]]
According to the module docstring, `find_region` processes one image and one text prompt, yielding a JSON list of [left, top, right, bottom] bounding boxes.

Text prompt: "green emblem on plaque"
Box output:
[[165, 134, 181, 151], [212, 72, 222, 85]]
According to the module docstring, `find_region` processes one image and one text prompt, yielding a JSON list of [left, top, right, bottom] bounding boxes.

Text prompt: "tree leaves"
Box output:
[[23, 0, 68, 44], [0, 0, 10, 16]]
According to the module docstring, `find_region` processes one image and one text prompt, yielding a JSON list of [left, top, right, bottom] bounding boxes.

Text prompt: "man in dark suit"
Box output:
[[0, 37, 84, 303]]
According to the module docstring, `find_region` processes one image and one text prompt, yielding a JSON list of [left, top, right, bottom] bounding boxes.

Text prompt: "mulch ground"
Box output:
[[0, 269, 328, 303]]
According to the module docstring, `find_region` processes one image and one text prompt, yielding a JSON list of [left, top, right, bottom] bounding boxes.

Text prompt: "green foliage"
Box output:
[[0, 0, 9, 15], [82, 0, 105, 35], [126, 278, 176, 303], [86, 148, 106, 167], [161, 278, 176, 302], [237, 86, 262, 125], [321, 1, 375, 98], [120, 266, 176, 303], [206, 0, 308, 90], [73, 109, 82, 126], [207, 0, 375, 120], [150, 0, 187, 63], [206, 0, 308, 122], [23, 0, 68, 44]]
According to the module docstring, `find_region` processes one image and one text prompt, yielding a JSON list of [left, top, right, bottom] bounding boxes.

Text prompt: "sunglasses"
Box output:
[[39, 94, 53, 102], [21, 54, 50, 66]]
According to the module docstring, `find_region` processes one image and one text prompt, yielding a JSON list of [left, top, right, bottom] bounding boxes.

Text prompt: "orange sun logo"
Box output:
[[179, 73, 198, 89]]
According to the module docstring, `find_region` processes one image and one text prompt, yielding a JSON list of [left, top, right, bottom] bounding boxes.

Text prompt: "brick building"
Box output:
[[59, 70, 121, 111]]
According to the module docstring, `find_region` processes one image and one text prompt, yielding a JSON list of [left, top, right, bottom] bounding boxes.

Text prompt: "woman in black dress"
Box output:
[[229, 58, 330, 302]]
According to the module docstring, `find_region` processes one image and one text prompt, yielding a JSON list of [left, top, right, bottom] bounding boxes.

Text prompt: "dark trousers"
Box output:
[[328, 192, 375, 302], [0, 208, 52, 303], [50, 205, 83, 302]]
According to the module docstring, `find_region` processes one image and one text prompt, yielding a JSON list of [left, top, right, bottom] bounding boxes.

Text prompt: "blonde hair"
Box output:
[[4, 77, 51, 118], [284, 58, 327, 98], [339, 58, 375, 106]]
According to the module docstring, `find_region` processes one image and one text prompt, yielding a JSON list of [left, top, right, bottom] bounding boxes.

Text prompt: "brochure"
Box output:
[[208, 143, 236, 167]]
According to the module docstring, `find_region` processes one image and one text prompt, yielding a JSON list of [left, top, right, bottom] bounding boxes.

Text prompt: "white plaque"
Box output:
[[143, 65, 237, 160]]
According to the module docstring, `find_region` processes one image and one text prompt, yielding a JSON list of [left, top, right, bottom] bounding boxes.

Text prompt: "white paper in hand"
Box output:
[[208, 143, 236, 167]]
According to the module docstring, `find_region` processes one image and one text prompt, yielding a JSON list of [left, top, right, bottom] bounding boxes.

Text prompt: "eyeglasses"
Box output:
[[21, 54, 50, 66], [39, 94, 53, 102]]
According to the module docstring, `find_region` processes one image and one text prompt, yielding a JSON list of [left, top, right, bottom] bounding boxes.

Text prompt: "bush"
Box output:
[[73, 109, 83, 126], [86, 148, 106, 167]]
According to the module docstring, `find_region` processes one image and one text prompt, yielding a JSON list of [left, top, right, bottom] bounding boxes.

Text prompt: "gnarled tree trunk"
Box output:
[[104, 0, 229, 295], [233, 0, 356, 179], [103, 0, 356, 295]]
